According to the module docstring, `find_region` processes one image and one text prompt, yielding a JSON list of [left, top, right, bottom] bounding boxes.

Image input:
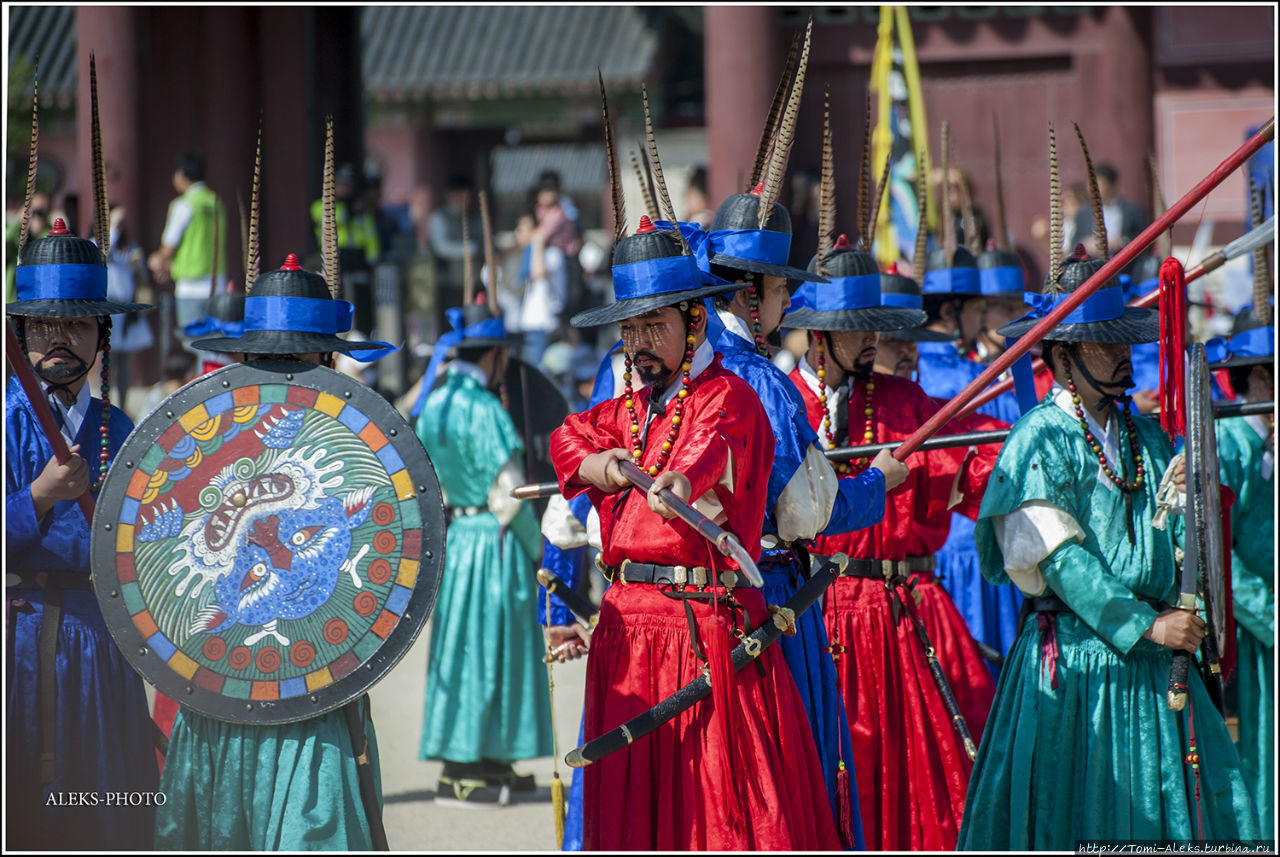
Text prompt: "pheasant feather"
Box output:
[[1048, 123, 1063, 290], [816, 87, 835, 271], [1073, 122, 1108, 260], [246, 122, 263, 289], [857, 91, 872, 250], [631, 147, 657, 219], [959, 161, 979, 255], [752, 31, 800, 187], [598, 69, 626, 242], [479, 190, 499, 316], [18, 67, 39, 258], [642, 84, 687, 254], [758, 17, 812, 227], [90, 54, 109, 260], [867, 143, 892, 258], [913, 160, 929, 280], [1250, 178, 1272, 324], [992, 113, 1009, 251], [940, 120, 953, 255], [322, 116, 339, 299]]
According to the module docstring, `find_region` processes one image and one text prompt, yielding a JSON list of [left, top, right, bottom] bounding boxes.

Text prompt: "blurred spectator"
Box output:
[[5, 191, 50, 302], [1072, 162, 1148, 255], [428, 173, 483, 324], [533, 170, 585, 320], [932, 166, 990, 251], [494, 210, 566, 368], [684, 166, 714, 229], [1059, 182, 1090, 253], [103, 206, 156, 397], [786, 169, 820, 270], [148, 152, 228, 338], [137, 349, 197, 421], [310, 162, 381, 264]]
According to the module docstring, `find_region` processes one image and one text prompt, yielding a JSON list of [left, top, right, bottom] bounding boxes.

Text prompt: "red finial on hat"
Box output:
[[833, 233, 851, 250], [48, 218, 69, 236], [280, 254, 302, 271], [886, 261, 899, 275], [636, 215, 656, 233], [986, 237, 997, 251], [749, 181, 764, 197], [1069, 243, 1089, 261]]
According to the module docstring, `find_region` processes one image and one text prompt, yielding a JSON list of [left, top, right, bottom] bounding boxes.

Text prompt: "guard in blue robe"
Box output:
[[6, 219, 159, 850]]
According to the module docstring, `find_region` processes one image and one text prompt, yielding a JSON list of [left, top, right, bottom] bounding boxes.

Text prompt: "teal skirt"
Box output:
[[155, 701, 381, 850], [959, 612, 1259, 849], [1234, 628, 1274, 835], [419, 513, 552, 762]]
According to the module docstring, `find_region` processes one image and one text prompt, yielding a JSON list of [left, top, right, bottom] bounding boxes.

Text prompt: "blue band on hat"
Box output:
[[15, 264, 108, 302], [611, 254, 707, 301], [1020, 285, 1125, 325], [412, 306, 508, 418], [184, 317, 244, 339], [793, 274, 880, 312], [922, 267, 981, 295], [979, 266, 1023, 296], [706, 228, 791, 267], [244, 295, 355, 335], [880, 291, 923, 309], [1206, 325, 1275, 364]]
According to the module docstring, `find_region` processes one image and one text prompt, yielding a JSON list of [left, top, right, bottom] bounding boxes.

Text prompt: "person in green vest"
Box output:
[[1209, 304, 1274, 835], [148, 151, 227, 339], [309, 163, 381, 266]]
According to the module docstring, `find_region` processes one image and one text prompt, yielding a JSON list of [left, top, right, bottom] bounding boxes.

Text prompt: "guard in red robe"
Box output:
[[550, 211, 841, 851], [783, 237, 995, 850]]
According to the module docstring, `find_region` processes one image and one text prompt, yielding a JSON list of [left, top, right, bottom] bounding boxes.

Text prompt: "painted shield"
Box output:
[[91, 360, 446, 724], [1185, 343, 1227, 654]]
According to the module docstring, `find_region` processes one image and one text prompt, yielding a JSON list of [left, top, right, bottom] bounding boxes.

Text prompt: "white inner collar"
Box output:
[[44, 379, 92, 445], [1051, 384, 1126, 488], [448, 359, 489, 387]]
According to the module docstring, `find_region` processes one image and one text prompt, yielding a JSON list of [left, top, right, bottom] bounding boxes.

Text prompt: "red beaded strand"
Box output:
[[745, 274, 768, 356], [93, 328, 112, 491], [815, 332, 874, 475], [624, 305, 700, 477], [1060, 350, 1145, 492]]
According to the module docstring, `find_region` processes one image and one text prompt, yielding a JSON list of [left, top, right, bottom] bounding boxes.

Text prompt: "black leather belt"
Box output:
[[603, 560, 749, 590], [1027, 593, 1172, 615]]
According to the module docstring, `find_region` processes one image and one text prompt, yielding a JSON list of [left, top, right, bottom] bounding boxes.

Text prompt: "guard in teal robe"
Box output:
[[160, 251, 399, 850], [957, 250, 1259, 849], [414, 305, 552, 801], [1207, 304, 1274, 835]]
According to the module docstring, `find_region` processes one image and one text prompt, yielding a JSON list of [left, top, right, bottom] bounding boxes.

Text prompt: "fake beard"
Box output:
[[633, 351, 676, 388], [35, 348, 91, 384]]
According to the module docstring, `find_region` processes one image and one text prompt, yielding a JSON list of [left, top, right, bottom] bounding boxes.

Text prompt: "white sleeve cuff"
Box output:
[[992, 500, 1085, 596], [540, 493, 589, 549], [486, 459, 526, 527], [773, 443, 840, 543]]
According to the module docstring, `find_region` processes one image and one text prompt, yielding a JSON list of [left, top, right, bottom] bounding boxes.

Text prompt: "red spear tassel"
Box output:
[[1158, 256, 1189, 439], [836, 760, 856, 849], [1218, 485, 1237, 685], [701, 608, 746, 839]]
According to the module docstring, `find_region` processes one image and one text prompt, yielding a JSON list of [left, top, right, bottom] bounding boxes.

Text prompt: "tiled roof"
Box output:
[[362, 6, 659, 102], [7, 6, 77, 107]]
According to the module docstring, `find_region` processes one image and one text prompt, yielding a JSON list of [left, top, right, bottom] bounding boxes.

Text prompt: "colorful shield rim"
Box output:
[[91, 359, 446, 724]]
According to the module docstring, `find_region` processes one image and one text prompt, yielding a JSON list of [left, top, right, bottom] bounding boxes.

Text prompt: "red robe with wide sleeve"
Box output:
[[551, 356, 840, 851], [788, 367, 981, 851]]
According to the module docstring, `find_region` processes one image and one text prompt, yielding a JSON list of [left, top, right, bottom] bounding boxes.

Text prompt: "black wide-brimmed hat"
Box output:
[[875, 263, 954, 342], [1206, 305, 1274, 369], [183, 288, 246, 339], [701, 184, 827, 283], [922, 245, 982, 301], [570, 216, 731, 328], [977, 246, 1028, 302], [192, 254, 395, 358], [999, 253, 1159, 344], [783, 235, 922, 333], [7, 219, 153, 317]]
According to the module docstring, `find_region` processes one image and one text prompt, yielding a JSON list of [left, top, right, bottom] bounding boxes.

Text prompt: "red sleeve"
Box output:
[[922, 396, 1009, 520], [549, 395, 630, 503]]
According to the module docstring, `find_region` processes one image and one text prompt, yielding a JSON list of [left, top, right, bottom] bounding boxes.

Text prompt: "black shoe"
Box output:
[[435, 775, 511, 808], [478, 760, 536, 793]]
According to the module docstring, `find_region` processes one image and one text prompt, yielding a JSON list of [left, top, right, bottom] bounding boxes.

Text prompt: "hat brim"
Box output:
[[782, 306, 927, 333], [6, 299, 153, 317], [1207, 352, 1274, 370], [707, 252, 828, 283], [192, 329, 391, 356], [997, 306, 1160, 344], [570, 283, 736, 328], [875, 325, 957, 343]]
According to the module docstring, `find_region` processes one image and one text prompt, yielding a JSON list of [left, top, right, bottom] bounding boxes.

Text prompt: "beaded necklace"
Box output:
[[814, 332, 874, 475], [94, 332, 112, 489], [1059, 350, 1145, 492], [623, 304, 701, 477], [745, 273, 768, 356]]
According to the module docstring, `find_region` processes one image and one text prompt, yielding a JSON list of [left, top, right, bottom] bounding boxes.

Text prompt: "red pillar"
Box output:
[[704, 7, 781, 206], [75, 7, 140, 239]]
